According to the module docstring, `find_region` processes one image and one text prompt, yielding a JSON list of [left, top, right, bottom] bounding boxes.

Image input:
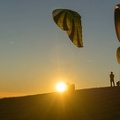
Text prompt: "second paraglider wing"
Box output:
[[52, 9, 83, 47], [116, 47, 120, 64], [114, 4, 120, 42]]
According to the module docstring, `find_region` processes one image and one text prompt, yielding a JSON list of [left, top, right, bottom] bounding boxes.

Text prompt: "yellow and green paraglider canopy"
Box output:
[[52, 9, 83, 47]]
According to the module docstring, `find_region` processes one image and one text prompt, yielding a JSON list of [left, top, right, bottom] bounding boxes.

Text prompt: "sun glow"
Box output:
[[56, 81, 67, 92]]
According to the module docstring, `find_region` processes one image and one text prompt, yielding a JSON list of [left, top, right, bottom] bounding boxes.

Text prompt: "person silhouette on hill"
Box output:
[[110, 72, 115, 87]]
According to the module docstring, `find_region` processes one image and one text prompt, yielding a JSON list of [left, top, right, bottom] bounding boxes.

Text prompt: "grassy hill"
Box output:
[[0, 87, 120, 120]]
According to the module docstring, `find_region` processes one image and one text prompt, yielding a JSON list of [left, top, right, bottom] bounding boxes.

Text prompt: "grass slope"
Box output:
[[0, 87, 120, 120]]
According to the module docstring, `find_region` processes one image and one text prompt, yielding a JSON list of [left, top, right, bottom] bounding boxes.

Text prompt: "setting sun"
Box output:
[[56, 82, 67, 92]]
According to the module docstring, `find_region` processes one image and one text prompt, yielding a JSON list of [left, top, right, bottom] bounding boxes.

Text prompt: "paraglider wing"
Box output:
[[116, 47, 120, 64], [114, 4, 120, 41], [52, 9, 83, 47]]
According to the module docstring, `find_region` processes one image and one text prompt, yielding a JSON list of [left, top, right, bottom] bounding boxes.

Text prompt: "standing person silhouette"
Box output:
[[110, 72, 115, 87]]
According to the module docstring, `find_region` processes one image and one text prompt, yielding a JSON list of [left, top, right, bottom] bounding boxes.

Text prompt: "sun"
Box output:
[[56, 82, 67, 93]]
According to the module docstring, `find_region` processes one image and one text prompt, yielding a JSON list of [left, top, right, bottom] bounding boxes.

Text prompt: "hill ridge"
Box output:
[[0, 87, 120, 120]]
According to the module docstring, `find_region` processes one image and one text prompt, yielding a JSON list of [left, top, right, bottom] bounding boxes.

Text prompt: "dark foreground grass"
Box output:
[[0, 87, 120, 120]]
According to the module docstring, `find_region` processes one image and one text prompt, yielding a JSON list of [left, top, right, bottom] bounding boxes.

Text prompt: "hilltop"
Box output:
[[0, 87, 120, 120]]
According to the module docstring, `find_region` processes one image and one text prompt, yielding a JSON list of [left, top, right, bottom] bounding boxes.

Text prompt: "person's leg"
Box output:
[[113, 80, 115, 86], [110, 80, 112, 87]]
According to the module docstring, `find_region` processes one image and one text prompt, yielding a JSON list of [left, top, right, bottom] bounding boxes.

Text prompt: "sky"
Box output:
[[0, 0, 120, 98]]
